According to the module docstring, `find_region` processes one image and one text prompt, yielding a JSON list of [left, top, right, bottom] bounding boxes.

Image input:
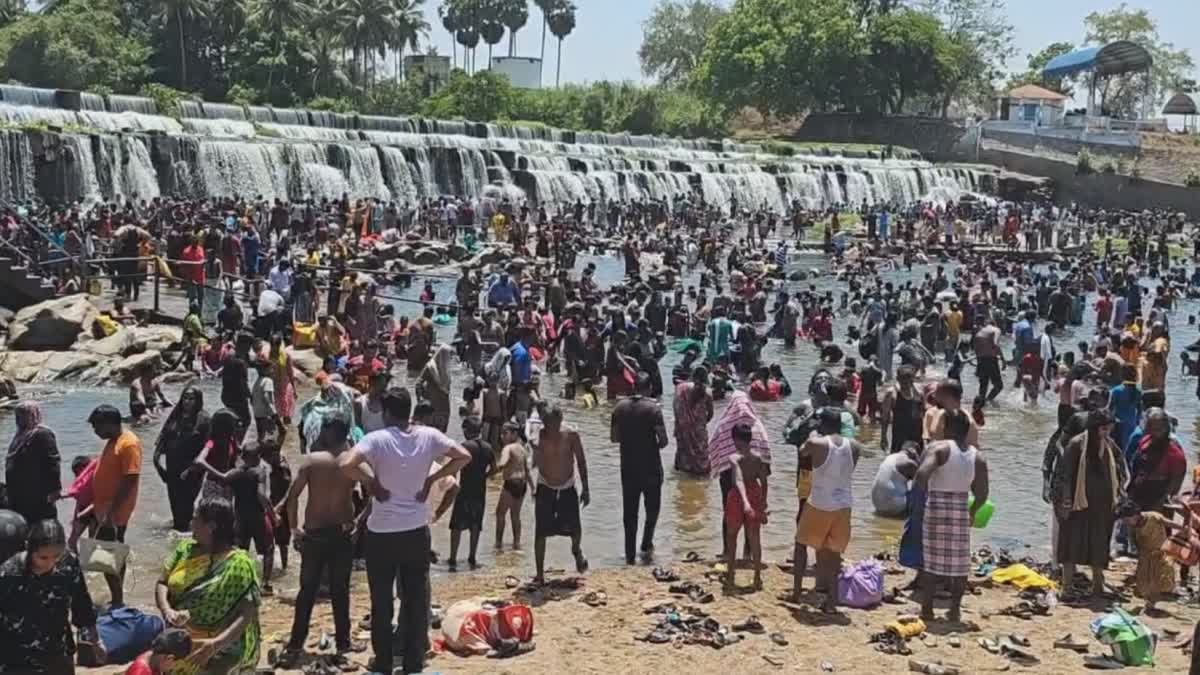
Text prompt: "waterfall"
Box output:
[[203, 103, 247, 120], [177, 100, 204, 119], [76, 110, 184, 134], [261, 123, 357, 141], [0, 103, 80, 127], [59, 135, 102, 204], [195, 140, 289, 200], [79, 93, 106, 111], [108, 95, 158, 115], [0, 85, 56, 107], [97, 135, 160, 201], [270, 108, 308, 125], [331, 144, 390, 200], [181, 118, 257, 138], [380, 147, 419, 204], [0, 129, 34, 203]]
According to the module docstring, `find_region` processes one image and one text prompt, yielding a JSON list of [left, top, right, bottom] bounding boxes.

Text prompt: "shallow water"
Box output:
[[4, 251, 1198, 603]]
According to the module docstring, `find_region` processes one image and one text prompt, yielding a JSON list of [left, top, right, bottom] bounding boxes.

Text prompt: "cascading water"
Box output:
[[0, 85, 56, 107], [96, 135, 160, 201], [177, 100, 204, 119], [202, 103, 247, 120], [195, 140, 289, 200], [58, 135, 102, 204], [0, 129, 35, 203], [79, 93, 106, 112], [181, 118, 257, 138], [108, 95, 158, 115]]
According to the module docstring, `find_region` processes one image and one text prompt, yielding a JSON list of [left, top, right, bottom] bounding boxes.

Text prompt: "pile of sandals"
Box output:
[[635, 603, 779, 650]]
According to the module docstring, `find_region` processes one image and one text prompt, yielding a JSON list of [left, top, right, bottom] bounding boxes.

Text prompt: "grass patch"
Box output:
[[731, 130, 916, 157]]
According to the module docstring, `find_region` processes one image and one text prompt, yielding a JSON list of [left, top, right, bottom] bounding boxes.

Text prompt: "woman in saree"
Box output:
[[156, 497, 260, 675], [5, 400, 61, 525], [268, 334, 297, 425], [155, 387, 211, 532], [672, 366, 713, 476], [417, 345, 454, 432]]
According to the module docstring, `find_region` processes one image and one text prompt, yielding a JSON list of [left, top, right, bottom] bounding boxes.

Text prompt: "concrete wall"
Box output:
[[981, 127, 1139, 159], [980, 147, 1200, 216], [793, 113, 973, 161]]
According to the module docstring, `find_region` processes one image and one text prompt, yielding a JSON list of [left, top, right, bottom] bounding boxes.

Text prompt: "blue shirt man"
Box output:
[[510, 334, 533, 385], [1013, 311, 1036, 355], [487, 274, 520, 307]]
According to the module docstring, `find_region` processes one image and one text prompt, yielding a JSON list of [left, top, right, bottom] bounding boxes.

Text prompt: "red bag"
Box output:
[[492, 605, 534, 643]]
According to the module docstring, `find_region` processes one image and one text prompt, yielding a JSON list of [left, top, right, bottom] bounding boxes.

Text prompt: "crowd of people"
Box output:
[[1, 186, 1200, 674]]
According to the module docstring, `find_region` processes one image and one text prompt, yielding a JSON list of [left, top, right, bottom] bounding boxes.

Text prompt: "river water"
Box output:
[[4, 250, 1198, 603]]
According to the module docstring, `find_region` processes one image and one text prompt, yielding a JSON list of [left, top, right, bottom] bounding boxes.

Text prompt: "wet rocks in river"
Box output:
[[111, 350, 162, 383], [7, 294, 98, 350]]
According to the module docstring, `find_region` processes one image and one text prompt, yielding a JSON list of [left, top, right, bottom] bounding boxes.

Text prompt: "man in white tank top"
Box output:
[[914, 410, 989, 623], [792, 408, 866, 612]]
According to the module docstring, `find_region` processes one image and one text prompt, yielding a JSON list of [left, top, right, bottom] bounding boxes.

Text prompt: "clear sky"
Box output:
[[415, 0, 1199, 87]]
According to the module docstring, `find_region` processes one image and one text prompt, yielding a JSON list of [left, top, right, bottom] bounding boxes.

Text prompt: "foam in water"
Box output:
[[270, 108, 308, 126], [182, 118, 257, 138]]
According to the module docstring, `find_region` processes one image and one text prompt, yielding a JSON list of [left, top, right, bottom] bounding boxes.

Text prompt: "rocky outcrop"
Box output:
[[0, 350, 100, 383], [111, 350, 163, 383], [7, 294, 98, 350]]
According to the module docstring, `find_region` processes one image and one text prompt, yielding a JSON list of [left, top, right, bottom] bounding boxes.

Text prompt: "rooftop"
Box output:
[[1006, 84, 1069, 101]]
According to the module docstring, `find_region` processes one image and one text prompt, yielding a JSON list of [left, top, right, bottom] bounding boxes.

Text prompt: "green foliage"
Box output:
[[1102, 159, 1117, 174], [226, 82, 261, 105], [422, 69, 513, 121], [1005, 41, 1075, 96], [867, 8, 955, 114], [639, 0, 727, 85], [760, 140, 795, 157], [1076, 148, 1095, 175], [138, 82, 189, 118], [360, 79, 426, 116], [0, 0, 153, 93], [1186, 170, 1200, 188], [1084, 4, 1195, 117], [306, 95, 357, 113]]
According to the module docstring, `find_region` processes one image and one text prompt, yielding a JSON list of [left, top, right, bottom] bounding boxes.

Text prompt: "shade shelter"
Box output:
[[1162, 92, 1200, 132], [1043, 41, 1154, 118]]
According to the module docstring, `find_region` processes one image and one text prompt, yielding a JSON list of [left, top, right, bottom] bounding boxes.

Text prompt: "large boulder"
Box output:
[[412, 248, 445, 266], [132, 325, 182, 352], [0, 307, 13, 333], [111, 350, 162, 383], [81, 326, 140, 357], [8, 295, 98, 351], [33, 353, 100, 383], [0, 351, 53, 382]]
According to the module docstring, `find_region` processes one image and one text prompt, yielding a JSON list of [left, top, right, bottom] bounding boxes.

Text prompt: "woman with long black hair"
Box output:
[[154, 386, 211, 531]]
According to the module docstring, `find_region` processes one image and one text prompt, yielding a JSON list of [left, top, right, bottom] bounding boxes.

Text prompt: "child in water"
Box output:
[[724, 423, 769, 591], [492, 421, 533, 550]]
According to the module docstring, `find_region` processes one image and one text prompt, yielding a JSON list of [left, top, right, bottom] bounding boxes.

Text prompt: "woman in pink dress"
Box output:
[[269, 334, 296, 424]]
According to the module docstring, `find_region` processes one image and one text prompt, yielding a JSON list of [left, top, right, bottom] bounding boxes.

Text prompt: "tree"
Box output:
[[917, 0, 1015, 118], [867, 8, 953, 113], [448, 0, 483, 72], [546, 0, 572, 87], [533, 0, 559, 82], [496, 0, 526, 56], [151, 0, 210, 90], [0, 0, 152, 92], [249, 0, 315, 92], [1084, 4, 1195, 118], [422, 68, 514, 119], [694, 0, 866, 117], [438, 2, 459, 68], [1004, 41, 1075, 96], [343, 0, 394, 87], [390, 0, 429, 79], [478, 0, 504, 67], [638, 0, 726, 86], [0, 0, 25, 27]]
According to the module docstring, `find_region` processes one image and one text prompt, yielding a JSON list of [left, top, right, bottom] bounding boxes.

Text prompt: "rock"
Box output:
[[288, 347, 324, 379], [111, 350, 162, 383], [412, 248, 445, 266], [0, 307, 13, 332], [7, 294, 98, 350], [34, 353, 100, 383], [0, 351, 53, 382], [160, 371, 198, 385], [81, 326, 139, 357], [372, 241, 403, 261], [133, 325, 182, 352], [446, 243, 469, 261]]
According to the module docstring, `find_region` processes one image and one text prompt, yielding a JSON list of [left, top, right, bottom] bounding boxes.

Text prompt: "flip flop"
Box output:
[[652, 567, 680, 582], [1082, 655, 1124, 670], [684, 551, 703, 563], [1008, 633, 1030, 647], [769, 632, 788, 647], [820, 660, 835, 672], [978, 638, 1000, 654], [581, 591, 608, 607], [1054, 634, 1089, 653], [762, 654, 784, 667], [733, 615, 765, 634], [947, 634, 961, 649], [504, 575, 521, 589]]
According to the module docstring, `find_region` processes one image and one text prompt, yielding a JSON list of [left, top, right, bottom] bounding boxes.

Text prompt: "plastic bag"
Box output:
[[836, 558, 884, 608], [1090, 607, 1156, 666]]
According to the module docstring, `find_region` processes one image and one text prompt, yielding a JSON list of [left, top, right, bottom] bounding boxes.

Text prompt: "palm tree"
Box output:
[[390, 0, 429, 79], [301, 26, 353, 95], [343, 0, 394, 88], [250, 0, 316, 91], [0, 0, 25, 26], [478, 0, 505, 68], [449, 0, 482, 73], [438, 2, 459, 69], [546, 0, 573, 88], [151, 0, 211, 90], [496, 0, 527, 57], [533, 0, 558, 78]]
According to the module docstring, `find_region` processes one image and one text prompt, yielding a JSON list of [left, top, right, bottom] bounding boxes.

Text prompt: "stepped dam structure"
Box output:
[[0, 85, 988, 208]]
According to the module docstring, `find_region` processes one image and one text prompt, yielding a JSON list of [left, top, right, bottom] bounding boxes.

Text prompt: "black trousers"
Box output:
[[288, 527, 353, 652], [366, 527, 430, 674], [621, 470, 662, 562], [166, 476, 201, 532]]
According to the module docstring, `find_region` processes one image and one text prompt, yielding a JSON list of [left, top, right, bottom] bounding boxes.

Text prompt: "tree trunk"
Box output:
[[556, 37, 562, 87], [451, 40, 457, 70], [488, 43, 493, 69], [509, 28, 517, 57], [177, 9, 187, 89], [540, 18, 547, 83]]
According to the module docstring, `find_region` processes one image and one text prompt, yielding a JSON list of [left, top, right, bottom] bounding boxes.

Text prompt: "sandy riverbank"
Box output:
[[89, 554, 1198, 675]]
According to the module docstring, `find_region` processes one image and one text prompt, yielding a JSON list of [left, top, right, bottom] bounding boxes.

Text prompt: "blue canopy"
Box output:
[[1043, 41, 1153, 79]]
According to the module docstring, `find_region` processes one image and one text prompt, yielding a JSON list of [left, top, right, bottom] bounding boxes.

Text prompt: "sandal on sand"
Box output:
[[581, 591, 608, 607], [684, 551, 704, 563], [636, 630, 671, 644], [907, 660, 960, 675], [487, 638, 535, 658], [1082, 655, 1124, 670], [947, 634, 961, 649], [769, 632, 788, 647], [978, 638, 1000, 654], [762, 655, 784, 667], [820, 659, 835, 672], [999, 638, 1039, 664], [1008, 633, 1030, 647], [1054, 634, 1089, 653], [504, 575, 521, 589], [733, 615, 765, 634], [652, 567, 680, 582]]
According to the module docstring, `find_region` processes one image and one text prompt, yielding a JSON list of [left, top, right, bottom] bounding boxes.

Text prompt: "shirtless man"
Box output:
[[279, 413, 364, 665], [494, 421, 533, 550], [532, 404, 590, 583]]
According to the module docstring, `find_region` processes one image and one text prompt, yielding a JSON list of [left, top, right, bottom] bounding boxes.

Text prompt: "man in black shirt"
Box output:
[[221, 333, 253, 440], [610, 373, 668, 564]]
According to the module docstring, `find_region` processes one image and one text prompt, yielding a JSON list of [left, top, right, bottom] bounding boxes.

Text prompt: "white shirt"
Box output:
[[269, 266, 292, 297], [357, 425, 455, 533], [257, 288, 285, 315]]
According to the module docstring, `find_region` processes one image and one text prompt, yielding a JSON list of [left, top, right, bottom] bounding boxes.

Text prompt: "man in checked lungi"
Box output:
[[914, 410, 990, 623]]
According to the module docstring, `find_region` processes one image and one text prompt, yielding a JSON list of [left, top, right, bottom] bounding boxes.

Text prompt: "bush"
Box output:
[[306, 96, 356, 113], [1186, 170, 1200, 188], [138, 82, 188, 118], [761, 140, 796, 156], [1102, 160, 1117, 174], [226, 83, 260, 106], [1076, 149, 1094, 175]]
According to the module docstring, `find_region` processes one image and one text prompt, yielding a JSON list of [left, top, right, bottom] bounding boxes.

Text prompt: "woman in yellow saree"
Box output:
[[156, 497, 261, 675]]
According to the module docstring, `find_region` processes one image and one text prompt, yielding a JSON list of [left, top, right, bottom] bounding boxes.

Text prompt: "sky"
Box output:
[[415, 0, 1199, 89]]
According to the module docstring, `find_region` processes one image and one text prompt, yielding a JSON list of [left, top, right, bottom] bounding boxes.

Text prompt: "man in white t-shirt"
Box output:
[[340, 387, 470, 675]]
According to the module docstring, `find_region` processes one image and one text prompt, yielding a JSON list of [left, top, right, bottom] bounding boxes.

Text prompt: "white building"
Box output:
[[491, 57, 543, 89]]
